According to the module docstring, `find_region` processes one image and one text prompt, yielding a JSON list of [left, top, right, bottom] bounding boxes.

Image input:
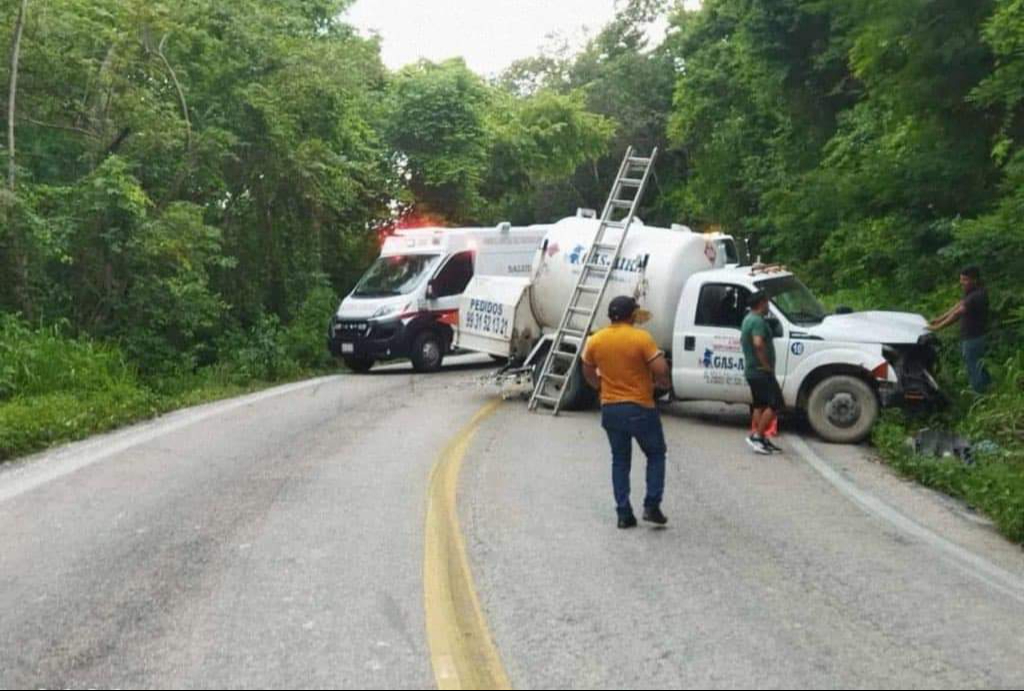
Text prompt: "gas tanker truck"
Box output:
[[456, 211, 940, 443]]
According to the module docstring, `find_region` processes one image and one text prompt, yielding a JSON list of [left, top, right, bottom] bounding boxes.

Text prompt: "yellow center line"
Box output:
[[423, 398, 511, 691]]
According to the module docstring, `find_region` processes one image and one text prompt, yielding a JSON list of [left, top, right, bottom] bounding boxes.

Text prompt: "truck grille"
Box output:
[[336, 320, 370, 340]]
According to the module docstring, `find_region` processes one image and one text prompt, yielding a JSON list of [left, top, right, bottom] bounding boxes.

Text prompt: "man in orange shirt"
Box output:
[[581, 296, 672, 529]]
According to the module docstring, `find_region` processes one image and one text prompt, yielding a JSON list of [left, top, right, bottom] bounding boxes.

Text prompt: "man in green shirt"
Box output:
[[740, 291, 783, 455]]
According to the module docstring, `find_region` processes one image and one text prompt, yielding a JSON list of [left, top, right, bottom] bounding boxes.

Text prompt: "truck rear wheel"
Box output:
[[531, 344, 597, 411], [411, 331, 445, 373], [806, 375, 878, 444], [343, 356, 375, 374]]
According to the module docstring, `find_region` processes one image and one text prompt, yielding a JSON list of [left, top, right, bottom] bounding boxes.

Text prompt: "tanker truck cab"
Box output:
[[672, 266, 940, 443], [329, 223, 547, 373]]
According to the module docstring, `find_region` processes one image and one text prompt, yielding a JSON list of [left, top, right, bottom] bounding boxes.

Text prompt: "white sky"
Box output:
[[345, 0, 696, 76]]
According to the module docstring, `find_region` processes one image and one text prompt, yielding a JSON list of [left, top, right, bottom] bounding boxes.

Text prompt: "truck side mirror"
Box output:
[[766, 315, 784, 339], [426, 282, 436, 300]]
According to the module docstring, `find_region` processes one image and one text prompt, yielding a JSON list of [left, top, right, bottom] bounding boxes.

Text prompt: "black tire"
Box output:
[[806, 375, 879, 444], [343, 356, 375, 374], [531, 343, 597, 411], [411, 331, 445, 373]]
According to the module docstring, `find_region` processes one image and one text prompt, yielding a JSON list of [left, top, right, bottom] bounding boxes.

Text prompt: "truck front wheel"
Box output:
[[411, 331, 445, 373], [806, 375, 878, 444]]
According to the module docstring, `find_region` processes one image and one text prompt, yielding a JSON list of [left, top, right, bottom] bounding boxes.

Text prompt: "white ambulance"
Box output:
[[328, 222, 548, 373]]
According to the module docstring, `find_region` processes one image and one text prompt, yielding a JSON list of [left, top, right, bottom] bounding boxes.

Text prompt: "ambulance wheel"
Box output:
[[343, 356, 375, 374], [807, 375, 878, 444], [411, 331, 445, 373]]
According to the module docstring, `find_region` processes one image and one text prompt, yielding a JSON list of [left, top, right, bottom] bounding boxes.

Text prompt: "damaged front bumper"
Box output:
[[881, 334, 943, 407]]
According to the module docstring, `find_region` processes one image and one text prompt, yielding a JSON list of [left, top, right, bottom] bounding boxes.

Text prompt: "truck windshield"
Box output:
[[757, 275, 828, 325], [353, 254, 442, 297]]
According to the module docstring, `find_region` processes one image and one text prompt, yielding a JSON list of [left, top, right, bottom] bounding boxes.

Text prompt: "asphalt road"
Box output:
[[2, 356, 1023, 689]]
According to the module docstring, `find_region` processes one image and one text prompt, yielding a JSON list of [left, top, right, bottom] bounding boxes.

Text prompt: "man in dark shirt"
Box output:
[[929, 266, 991, 393]]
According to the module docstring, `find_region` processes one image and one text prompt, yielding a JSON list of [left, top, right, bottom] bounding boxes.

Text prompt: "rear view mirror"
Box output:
[[425, 282, 436, 300], [766, 316, 784, 339]]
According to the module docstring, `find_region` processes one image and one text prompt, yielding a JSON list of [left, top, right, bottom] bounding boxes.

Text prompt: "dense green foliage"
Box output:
[[0, 0, 610, 375], [0, 0, 613, 460], [0, 307, 327, 460]]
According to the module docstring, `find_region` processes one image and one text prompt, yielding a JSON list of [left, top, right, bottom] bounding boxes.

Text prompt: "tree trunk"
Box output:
[[156, 34, 191, 153], [7, 0, 28, 191], [5, 0, 31, 318]]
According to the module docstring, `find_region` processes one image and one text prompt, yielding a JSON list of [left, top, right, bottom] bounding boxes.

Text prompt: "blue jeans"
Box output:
[[601, 403, 667, 515], [961, 336, 992, 394]]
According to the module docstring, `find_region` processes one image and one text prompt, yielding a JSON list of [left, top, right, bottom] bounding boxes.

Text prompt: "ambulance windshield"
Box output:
[[353, 254, 442, 297]]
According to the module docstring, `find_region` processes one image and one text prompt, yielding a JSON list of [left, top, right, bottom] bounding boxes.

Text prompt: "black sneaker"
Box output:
[[763, 437, 784, 453], [617, 513, 638, 530], [643, 506, 668, 525], [746, 435, 771, 455]]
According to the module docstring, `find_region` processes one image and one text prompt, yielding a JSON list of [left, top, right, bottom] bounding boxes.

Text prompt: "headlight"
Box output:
[[371, 303, 408, 320]]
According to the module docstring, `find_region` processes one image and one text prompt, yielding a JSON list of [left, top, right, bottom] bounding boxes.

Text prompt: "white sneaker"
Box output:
[[746, 435, 771, 455]]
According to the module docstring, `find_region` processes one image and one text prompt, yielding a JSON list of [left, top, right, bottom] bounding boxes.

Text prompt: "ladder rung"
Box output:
[[568, 306, 593, 315], [610, 200, 633, 210], [533, 394, 561, 406], [593, 242, 618, 251], [543, 373, 567, 384], [552, 350, 575, 360], [618, 177, 645, 186], [628, 156, 652, 166], [584, 263, 609, 273], [577, 285, 601, 295], [603, 221, 626, 230], [561, 328, 586, 339]]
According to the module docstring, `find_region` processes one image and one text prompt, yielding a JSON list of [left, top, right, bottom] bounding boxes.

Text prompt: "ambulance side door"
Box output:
[[426, 251, 475, 317]]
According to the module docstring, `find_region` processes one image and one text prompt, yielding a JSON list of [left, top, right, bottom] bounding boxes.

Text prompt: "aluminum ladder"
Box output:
[[528, 146, 658, 415]]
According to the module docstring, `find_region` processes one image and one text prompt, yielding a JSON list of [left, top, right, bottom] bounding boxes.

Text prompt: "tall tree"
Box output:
[[385, 59, 492, 224], [3, 0, 29, 318], [6, 0, 26, 190]]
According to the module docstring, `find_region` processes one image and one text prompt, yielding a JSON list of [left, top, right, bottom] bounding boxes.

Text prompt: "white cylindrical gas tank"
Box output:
[[529, 217, 726, 350]]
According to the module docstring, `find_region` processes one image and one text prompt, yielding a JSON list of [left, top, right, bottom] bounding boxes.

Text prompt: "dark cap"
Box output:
[[608, 296, 639, 322], [748, 290, 769, 308]]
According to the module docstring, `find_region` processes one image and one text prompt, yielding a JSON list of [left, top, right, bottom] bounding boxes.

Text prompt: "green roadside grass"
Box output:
[[0, 314, 341, 463], [871, 351, 1024, 544], [0, 372, 331, 463]]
